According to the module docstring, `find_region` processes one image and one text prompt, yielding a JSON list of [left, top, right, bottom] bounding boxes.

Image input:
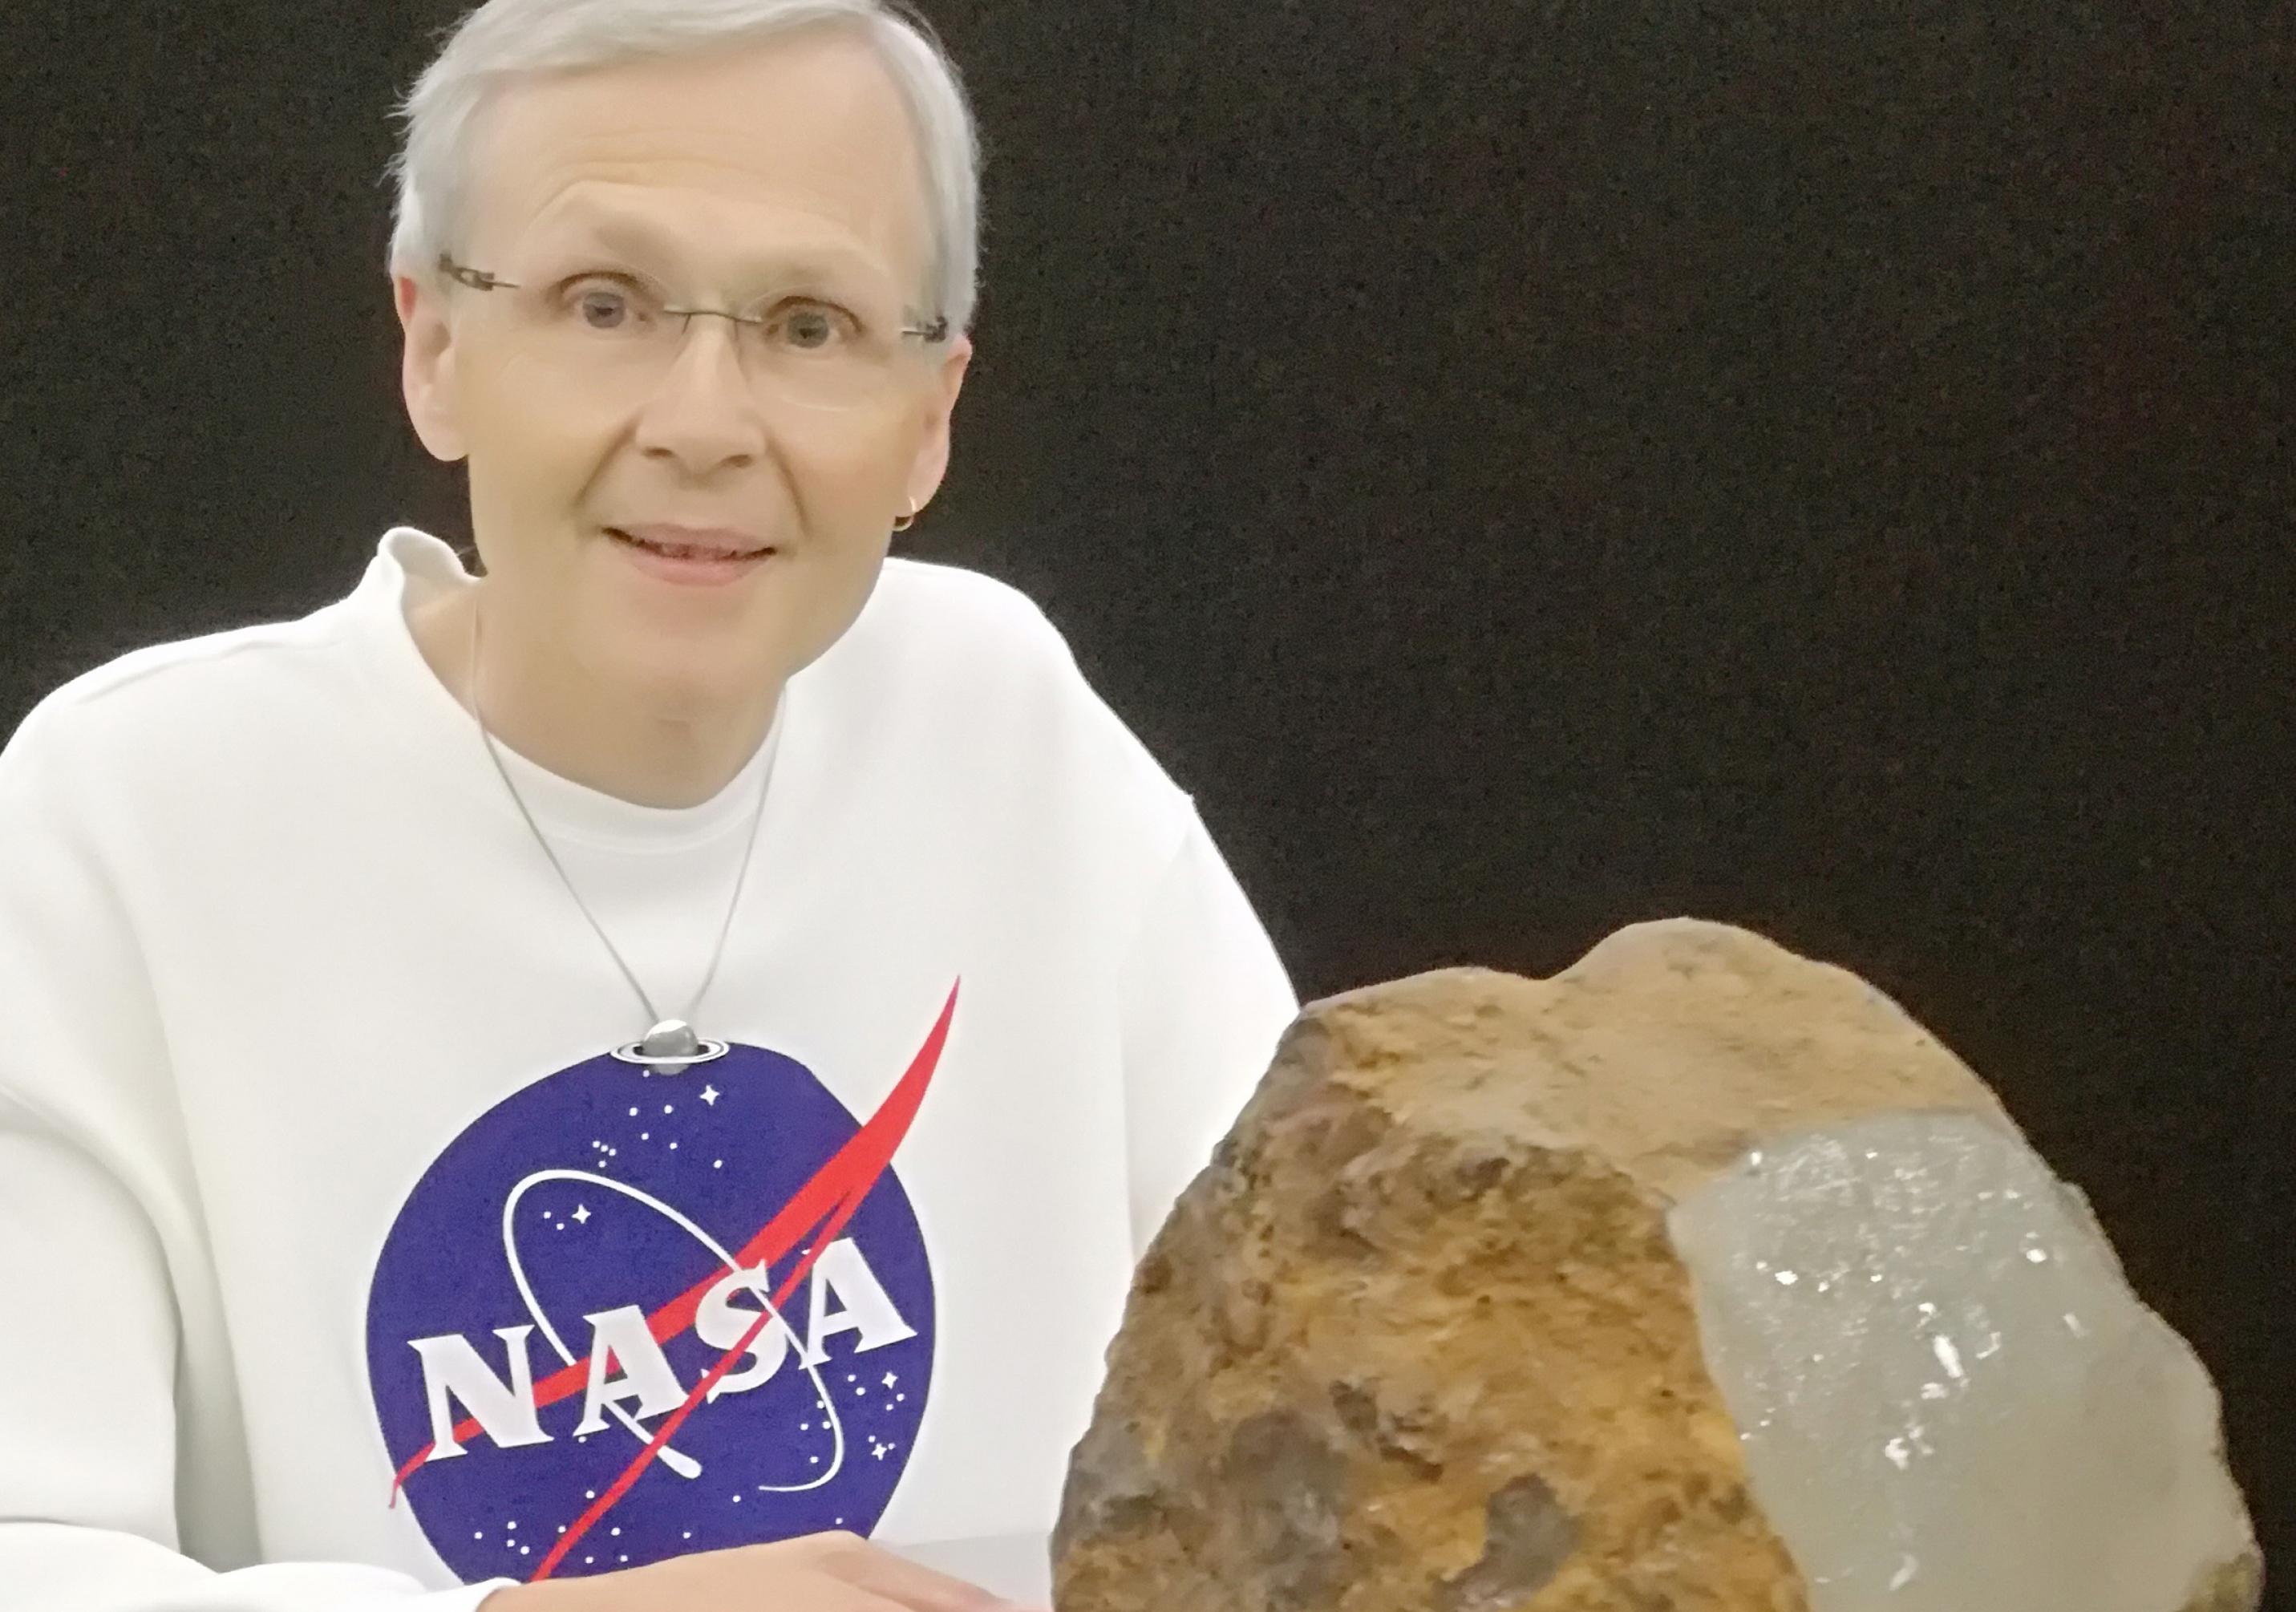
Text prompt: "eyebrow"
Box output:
[[547, 209, 897, 294]]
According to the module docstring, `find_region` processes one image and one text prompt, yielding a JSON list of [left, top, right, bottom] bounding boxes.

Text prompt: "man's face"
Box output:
[[395, 28, 971, 714]]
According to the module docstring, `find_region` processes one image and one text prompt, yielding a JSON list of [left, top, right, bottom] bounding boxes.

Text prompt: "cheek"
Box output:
[[779, 407, 918, 508], [460, 358, 622, 529]]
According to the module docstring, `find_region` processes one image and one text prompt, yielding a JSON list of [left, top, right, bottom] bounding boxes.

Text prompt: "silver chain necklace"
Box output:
[[468, 599, 769, 1076]]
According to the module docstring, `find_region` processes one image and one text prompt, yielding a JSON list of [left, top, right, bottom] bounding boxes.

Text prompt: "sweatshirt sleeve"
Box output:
[[1116, 804, 1300, 1255], [0, 708, 510, 1612]]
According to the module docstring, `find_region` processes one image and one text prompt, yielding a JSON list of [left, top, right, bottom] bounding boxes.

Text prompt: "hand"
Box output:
[[478, 1531, 1040, 1612]]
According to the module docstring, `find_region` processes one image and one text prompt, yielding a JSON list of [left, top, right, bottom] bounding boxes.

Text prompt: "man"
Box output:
[[0, 4, 1297, 1610]]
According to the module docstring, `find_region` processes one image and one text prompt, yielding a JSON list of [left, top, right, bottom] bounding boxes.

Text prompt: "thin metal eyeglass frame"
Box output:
[[435, 251, 952, 345]]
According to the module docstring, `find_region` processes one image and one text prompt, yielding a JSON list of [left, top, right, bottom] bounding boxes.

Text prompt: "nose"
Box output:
[[630, 314, 767, 474]]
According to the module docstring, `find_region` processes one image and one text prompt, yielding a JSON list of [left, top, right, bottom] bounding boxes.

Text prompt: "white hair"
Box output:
[[383, 0, 982, 335]]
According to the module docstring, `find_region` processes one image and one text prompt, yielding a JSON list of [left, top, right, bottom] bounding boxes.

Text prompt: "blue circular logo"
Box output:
[[365, 1031, 940, 1584]]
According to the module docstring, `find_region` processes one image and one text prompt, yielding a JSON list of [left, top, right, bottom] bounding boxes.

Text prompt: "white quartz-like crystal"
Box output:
[[1669, 1112, 2257, 1610]]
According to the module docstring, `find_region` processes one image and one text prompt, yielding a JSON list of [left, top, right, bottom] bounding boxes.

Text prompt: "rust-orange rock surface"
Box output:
[[1051, 919, 2258, 1612]]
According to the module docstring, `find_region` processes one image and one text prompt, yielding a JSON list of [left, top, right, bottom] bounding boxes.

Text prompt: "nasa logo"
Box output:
[[365, 990, 952, 1584]]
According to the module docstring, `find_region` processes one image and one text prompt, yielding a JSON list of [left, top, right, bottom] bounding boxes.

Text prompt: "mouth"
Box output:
[[605, 525, 778, 586]]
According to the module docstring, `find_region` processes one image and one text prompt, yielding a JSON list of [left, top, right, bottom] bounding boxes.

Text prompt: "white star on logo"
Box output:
[[699, 1084, 722, 1107], [572, 1204, 590, 1225], [882, 1371, 898, 1389]]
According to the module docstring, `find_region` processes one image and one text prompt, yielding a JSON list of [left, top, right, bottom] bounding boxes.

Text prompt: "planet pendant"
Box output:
[[610, 1018, 731, 1076]]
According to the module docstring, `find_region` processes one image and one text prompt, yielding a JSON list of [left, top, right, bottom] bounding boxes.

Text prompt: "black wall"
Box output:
[[8, 0, 2290, 1587]]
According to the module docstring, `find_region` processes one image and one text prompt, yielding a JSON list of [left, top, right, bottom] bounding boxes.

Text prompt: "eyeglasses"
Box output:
[[437, 252, 951, 414]]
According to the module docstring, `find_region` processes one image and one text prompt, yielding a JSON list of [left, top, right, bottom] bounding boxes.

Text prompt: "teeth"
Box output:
[[615, 529, 764, 561]]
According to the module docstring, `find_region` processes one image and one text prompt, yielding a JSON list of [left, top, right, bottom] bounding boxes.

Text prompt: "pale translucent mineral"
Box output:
[[1670, 1110, 2259, 1611]]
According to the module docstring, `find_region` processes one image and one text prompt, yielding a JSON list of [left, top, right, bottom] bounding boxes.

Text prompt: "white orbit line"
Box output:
[[500, 1168, 849, 1492]]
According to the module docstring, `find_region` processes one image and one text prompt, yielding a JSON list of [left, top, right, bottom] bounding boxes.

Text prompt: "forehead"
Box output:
[[465, 28, 930, 289]]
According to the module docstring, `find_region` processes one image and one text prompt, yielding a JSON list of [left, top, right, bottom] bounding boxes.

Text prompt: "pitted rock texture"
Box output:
[[1051, 919, 2258, 1612]]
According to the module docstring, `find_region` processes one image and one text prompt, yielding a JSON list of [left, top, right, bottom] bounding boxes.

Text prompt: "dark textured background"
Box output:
[[6, 0, 2290, 1588]]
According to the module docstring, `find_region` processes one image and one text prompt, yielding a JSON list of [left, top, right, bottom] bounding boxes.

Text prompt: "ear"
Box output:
[[905, 332, 974, 510], [395, 269, 469, 464]]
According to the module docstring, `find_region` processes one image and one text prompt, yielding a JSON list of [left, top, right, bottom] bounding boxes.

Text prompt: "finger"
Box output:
[[806, 1584, 917, 1612], [712, 1565, 909, 1612], [812, 1536, 1021, 1612]]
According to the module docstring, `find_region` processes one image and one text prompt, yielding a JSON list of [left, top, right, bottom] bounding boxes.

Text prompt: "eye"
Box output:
[[561, 276, 652, 332], [769, 302, 859, 351]]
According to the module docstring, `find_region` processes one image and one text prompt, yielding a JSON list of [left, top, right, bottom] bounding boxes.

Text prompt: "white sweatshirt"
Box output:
[[0, 528, 1298, 1611]]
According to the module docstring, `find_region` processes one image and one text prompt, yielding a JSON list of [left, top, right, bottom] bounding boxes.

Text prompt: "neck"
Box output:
[[412, 586, 777, 809]]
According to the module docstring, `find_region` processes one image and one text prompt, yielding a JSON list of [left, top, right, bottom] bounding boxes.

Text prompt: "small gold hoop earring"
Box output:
[[892, 500, 919, 533]]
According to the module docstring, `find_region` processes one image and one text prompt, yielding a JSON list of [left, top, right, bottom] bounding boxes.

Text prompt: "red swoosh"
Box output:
[[388, 980, 958, 1568]]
